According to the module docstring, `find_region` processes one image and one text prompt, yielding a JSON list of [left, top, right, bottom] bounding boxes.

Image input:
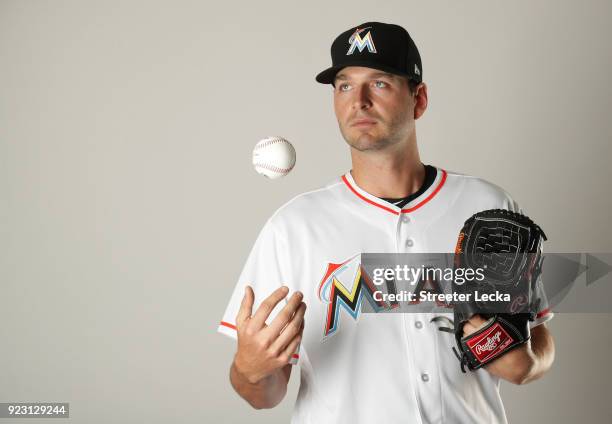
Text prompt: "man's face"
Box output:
[[333, 66, 417, 152]]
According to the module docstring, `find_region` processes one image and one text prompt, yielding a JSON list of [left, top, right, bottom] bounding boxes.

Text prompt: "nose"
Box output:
[[351, 84, 372, 110]]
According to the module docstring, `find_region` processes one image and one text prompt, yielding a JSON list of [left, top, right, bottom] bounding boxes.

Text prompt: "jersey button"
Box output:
[[415, 321, 423, 329], [401, 215, 410, 223], [421, 373, 430, 382], [406, 239, 414, 247]]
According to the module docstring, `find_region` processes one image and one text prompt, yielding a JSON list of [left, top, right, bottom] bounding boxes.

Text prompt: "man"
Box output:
[[218, 21, 555, 423]]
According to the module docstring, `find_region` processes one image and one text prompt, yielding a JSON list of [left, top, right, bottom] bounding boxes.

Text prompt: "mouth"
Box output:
[[351, 119, 377, 127]]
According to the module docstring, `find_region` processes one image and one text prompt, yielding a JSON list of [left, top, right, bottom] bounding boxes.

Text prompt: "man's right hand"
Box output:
[[233, 285, 306, 385]]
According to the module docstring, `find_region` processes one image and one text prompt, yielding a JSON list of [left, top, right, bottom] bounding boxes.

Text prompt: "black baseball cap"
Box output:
[[315, 22, 422, 85]]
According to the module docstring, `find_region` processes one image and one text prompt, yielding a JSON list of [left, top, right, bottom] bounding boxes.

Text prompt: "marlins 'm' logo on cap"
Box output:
[[316, 22, 423, 84], [346, 27, 377, 55]]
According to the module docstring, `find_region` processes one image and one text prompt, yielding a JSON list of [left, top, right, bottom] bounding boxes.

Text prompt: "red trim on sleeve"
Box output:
[[220, 321, 237, 330], [219, 321, 300, 360], [536, 308, 551, 319]]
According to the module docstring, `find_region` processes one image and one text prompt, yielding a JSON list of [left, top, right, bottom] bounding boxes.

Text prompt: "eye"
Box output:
[[374, 80, 387, 88], [338, 83, 351, 92]]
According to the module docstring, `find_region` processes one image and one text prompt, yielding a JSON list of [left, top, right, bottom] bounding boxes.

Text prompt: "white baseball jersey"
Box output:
[[217, 167, 553, 424]]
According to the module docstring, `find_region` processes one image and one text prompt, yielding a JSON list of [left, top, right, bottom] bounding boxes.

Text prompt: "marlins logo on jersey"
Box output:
[[347, 27, 377, 55], [317, 254, 394, 338]]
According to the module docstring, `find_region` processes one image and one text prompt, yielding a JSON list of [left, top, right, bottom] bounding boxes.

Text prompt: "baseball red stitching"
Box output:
[[254, 162, 294, 173], [254, 137, 292, 151]]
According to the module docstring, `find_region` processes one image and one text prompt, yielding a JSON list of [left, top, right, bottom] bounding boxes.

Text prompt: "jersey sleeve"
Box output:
[[216, 217, 300, 364], [501, 192, 554, 327]]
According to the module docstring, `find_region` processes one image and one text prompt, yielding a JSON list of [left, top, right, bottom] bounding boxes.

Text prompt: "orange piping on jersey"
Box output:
[[341, 175, 399, 215], [401, 169, 448, 213], [341, 169, 448, 215], [219, 321, 299, 359]]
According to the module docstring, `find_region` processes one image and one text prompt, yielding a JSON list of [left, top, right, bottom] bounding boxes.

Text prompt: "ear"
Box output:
[[414, 83, 428, 120]]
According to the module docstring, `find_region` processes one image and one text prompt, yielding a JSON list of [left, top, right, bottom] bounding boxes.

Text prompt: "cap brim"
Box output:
[[315, 61, 415, 85]]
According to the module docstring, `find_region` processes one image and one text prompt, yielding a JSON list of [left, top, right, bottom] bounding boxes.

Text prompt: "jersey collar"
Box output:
[[341, 168, 447, 215]]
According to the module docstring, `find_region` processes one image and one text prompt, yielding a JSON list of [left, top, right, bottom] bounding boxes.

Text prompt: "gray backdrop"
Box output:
[[1, 0, 611, 422]]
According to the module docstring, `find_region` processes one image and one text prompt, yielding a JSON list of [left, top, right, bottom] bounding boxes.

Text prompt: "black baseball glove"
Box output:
[[433, 209, 547, 372]]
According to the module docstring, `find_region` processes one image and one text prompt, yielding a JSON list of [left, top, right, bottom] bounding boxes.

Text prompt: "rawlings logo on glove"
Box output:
[[467, 323, 513, 361]]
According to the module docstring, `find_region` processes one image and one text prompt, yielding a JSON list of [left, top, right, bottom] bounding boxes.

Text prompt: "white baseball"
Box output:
[[252, 136, 296, 179]]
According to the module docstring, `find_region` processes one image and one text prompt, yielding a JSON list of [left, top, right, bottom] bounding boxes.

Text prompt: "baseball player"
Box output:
[[217, 21, 555, 423]]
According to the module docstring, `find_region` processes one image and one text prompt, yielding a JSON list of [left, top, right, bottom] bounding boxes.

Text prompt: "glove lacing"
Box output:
[[430, 315, 469, 373]]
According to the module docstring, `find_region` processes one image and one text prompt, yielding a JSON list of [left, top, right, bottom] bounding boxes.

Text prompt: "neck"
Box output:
[[349, 138, 424, 199]]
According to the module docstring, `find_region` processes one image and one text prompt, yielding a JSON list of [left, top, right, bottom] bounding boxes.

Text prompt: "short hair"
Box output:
[[406, 78, 419, 96]]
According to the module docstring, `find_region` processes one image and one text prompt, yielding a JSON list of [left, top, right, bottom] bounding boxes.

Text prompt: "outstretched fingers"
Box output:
[[235, 285, 254, 329], [270, 302, 306, 356], [249, 286, 290, 330], [266, 291, 304, 335]]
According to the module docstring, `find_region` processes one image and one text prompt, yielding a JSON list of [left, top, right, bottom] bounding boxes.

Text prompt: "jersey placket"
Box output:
[[396, 211, 444, 424]]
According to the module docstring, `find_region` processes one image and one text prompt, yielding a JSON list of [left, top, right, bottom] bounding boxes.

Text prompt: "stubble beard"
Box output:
[[341, 117, 409, 152]]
